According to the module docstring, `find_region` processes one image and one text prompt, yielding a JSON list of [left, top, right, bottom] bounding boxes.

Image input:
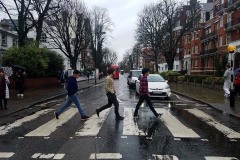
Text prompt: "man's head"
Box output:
[[142, 68, 150, 76], [73, 70, 81, 78], [108, 68, 115, 76], [0, 68, 4, 77], [226, 64, 230, 69]]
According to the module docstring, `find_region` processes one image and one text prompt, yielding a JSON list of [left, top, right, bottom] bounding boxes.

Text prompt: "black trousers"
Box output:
[[0, 97, 7, 109], [16, 79, 24, 94], [98, 93, 120, 117], [235, 85, 240, 96], [134, 95, 158, 117]]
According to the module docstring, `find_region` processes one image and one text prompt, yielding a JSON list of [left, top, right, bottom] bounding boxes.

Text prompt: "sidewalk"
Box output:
[[0, 77, 105, 118], [170, 82, 240, 119]]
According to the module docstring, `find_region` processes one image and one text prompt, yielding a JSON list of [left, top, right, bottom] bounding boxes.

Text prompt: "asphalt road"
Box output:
[[0, 74, 240, 160]]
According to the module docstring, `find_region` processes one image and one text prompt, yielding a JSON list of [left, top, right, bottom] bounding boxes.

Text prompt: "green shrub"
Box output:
[[177, 76, 185, 81], [204, 77, 213, 84], [2, 44, 64, 77]]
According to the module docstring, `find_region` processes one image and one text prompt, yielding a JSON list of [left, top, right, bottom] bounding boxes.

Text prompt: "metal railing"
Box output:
[[225, 17, 240, 29], [200, 31, 217, 41]]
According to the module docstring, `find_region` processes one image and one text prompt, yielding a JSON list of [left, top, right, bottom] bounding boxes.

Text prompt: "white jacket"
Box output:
[[5, 76, 10, 99]]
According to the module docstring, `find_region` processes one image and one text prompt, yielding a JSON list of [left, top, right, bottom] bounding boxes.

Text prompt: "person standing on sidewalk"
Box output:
[[133, 68, 162, 119], [15, 69, 25, 97], [54, 70, 89, 120], [223, 64, 231, 97], [0, 69, 10, 110], [234, 69, 240, 96], [96, 68, 124, 120]]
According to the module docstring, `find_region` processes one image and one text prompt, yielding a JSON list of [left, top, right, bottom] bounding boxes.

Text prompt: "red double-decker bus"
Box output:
[[111, 64, 120, 79]]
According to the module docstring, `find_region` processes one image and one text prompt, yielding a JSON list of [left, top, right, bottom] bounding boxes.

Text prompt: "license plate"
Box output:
[[153, 91, 162, 94]]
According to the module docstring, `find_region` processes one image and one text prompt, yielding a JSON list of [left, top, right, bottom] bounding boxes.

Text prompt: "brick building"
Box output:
[[183, 0, 240, 75]]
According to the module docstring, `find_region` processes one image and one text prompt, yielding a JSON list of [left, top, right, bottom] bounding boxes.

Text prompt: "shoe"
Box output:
[[81, 115, 89, 121], [133, 115, 140, 119], [116, 116, 124, 120], [96, 109, 100, 117], [4, 107, 8, 110], [156, 113, 162, 118], [0, 107, 3, 110], [20, 94, 24, 97], [54, 112, 59, 119], [17, 94, 20, 97]]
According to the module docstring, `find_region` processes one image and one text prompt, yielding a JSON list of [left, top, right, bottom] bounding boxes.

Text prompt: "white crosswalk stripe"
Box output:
[[155, 108, 200, 138], [89, 153, 122, 159], [0, 109, 53, 136], [25, 108, 78, 137], [31, 153, 65, 159], [152, 154, 179, 160], [0, 152, 15, 158], [75, 108, 110, 136], [204, 156, 238, 160], [186, 108, 240, 139]]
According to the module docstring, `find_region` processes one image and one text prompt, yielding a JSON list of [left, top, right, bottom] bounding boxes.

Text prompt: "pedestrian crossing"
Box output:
[[0, 107, 240, 159]]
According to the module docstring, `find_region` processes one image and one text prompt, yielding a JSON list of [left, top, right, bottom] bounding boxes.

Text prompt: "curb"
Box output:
[[172, 90, 240, 119], [0, 79, 105, 118]]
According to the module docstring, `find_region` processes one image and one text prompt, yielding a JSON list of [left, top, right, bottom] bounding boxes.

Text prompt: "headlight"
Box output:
[[165, 85, 170, 89]]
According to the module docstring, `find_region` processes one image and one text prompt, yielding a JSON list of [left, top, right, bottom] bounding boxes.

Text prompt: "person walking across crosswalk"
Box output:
[[96, 68, 124, 120], [133, 68, 162, 119], [54, 70, 89, 120]]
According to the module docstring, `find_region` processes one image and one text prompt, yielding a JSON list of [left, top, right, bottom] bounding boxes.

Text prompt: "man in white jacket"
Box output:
[[223, 64, 231, 97]]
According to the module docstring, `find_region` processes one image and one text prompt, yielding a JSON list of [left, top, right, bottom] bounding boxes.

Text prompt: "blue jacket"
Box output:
[[67, 76, 78, 96]]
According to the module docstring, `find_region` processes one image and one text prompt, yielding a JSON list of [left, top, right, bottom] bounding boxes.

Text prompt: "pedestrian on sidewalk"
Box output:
[[15, 68, 25, 97], [234, 69, 240, 96], [96, 68, 124, 120], [0, 69, 10, 110], [54, 70, 89, 120], [223, 64, 231, 97], [133, 68, 162, 119]]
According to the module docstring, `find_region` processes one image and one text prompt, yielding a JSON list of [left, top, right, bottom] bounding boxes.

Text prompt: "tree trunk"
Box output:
[[166, 54, 174, 70], [18, 0, 26, 47]]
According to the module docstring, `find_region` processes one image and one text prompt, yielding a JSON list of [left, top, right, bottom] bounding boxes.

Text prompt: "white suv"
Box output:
[[127, 70, 142, 87]]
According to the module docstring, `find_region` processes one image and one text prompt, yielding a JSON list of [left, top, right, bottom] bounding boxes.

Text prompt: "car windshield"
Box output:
[[147, 75, 165, 82], [132, 71, 142, 77]]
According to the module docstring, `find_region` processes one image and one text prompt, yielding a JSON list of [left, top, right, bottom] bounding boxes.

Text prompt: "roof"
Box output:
[[200, 3, 213, 12], [0, 26, 18, 37]]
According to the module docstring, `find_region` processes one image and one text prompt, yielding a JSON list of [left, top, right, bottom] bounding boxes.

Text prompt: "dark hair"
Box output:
[[226, 64, 230, 68], [108, 68, 115, 75], [142, 68, 150, 75], [73, 70, 81, 74]]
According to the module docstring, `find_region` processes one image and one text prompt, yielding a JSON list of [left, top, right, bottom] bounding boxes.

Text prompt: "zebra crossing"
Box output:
[[0, 107, 240, 159]]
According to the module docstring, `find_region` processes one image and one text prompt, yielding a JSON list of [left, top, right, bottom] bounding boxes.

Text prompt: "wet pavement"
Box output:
[[170, 82, 240, 119]]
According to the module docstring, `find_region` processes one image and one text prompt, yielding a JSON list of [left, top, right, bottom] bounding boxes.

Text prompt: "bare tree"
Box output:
[[135, 3, 165, 72], [45, 0, 91, 69], [0, 0, 35, 46], [90, 6, 113, 70], [102, 47, 118, 65]]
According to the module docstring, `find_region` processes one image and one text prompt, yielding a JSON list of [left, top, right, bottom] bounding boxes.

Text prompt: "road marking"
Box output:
[[152, 154, 178, 160], [186, 109, 240, 139], [155, 108, 200, 138], [0, 109, 53, 136], [123, 108, 144, 135], [0, 152, 15, 158], [25, 108, 78, 137], [89, 153, 122, 159], [31, 153, 65, 159], [205, 156, 238, 160], [75, 109, 110, 136]]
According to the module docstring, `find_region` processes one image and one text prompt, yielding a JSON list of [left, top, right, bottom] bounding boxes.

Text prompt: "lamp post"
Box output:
[[227, 45, 236, 107]]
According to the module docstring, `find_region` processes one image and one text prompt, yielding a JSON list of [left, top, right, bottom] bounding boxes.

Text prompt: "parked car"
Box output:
[[127, 70, 142, 87], [135, 74, 171, 99]]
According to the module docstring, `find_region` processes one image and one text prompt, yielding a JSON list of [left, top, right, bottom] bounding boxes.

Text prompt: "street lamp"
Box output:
[[227, 44, 236, 107]]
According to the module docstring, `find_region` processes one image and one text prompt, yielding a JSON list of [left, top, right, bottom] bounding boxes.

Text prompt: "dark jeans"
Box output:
[[0, 97, 7, 109], [134, 95, 158, 117], [98, 93, 120, 117], [16, 79, 24, 94], [235, 85, 240, 96]]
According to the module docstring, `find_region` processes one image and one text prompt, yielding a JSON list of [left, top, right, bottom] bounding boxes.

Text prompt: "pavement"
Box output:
[[0, 76, 105, 118], [170, 82, 240, 119]]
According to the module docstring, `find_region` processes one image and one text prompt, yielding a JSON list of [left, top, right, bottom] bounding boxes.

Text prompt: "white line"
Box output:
[[152, 154, 178, 160], [89, 153, 122, 159], [205, 156, 238, 160], [186, 108, 240, 139], [25, 108, 78, 137], [53, 154, 65, 159], [75, 109, 110, 136], [0, 152, 15, 158], [155, 108, 200, 138], [123, 108, 144, 136], [0, 109, 53, 136], [32, 153, 65, 159], [174, 94, 193, 103]]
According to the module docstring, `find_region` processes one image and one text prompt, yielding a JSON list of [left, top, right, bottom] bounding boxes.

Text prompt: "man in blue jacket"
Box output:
[[55, 70, 89, 120]]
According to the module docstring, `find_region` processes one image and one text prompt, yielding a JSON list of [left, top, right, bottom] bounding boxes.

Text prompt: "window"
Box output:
[[195, 60, 198, 68], [227, 13, 232, 23], [226, 33, 231, 44], [188, 36, 191, 43], [220, 16, 223, 27], [195, 32, 198, 39], [1, 35, 7, 46], [188, 48, 191, 54], [195, 45, 198, 54], [219, 35, 223, 46], [40, 33, 47, 43], [13, 39, 18, 46]]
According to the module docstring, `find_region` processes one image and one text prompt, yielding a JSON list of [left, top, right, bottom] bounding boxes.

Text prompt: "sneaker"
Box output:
[[96, 109, 100, 117], [20, 94, 24, 97], [17, 94, 21, 97], [116, 116, 124, 120], [133, 115, 140, 119], [81, 115, 89, 121], [156, 113, 162, 118], [54, 112, 59, 119]]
